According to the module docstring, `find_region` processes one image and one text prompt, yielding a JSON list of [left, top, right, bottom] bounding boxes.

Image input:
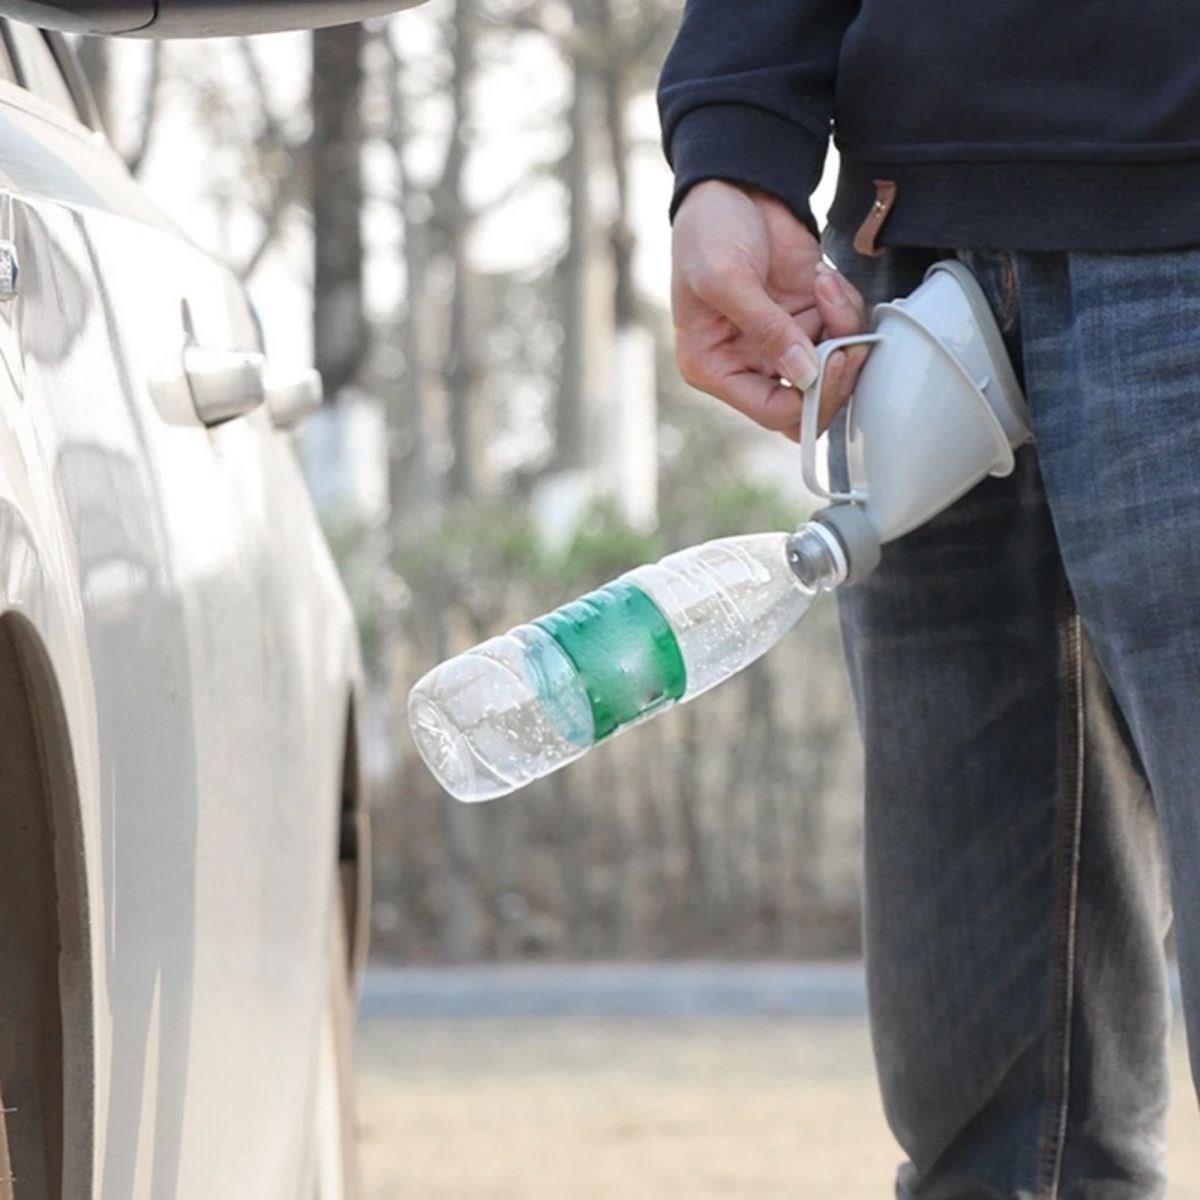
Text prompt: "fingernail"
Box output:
[[780, 343, 819, 391], [816, 270, 848, 306]]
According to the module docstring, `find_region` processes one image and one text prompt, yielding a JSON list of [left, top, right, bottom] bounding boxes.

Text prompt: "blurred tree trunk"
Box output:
[[439, 792, 481, 961], [746, 659, 782, 950], [676, 706, 708, 928], [383, 30, 433, 514], [555, 770, 589, 952], [311, 25, 367, 402], [596, 0, 634, 332], [434, 598, 477, 966], [596, 0, 657, 526], [433, 0, 482, 960], [437, 0, 478, 500], [555, 7, 592, 471]]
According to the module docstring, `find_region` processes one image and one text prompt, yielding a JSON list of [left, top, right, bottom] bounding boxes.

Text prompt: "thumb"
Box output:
[[707, 266, 820, 389]]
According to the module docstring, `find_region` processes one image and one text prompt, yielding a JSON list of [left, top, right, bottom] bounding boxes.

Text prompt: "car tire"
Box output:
[[312, 899, 360, 1200]]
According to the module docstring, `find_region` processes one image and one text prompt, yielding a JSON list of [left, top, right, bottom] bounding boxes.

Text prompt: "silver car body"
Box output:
[[0, 29, 366, 1199]]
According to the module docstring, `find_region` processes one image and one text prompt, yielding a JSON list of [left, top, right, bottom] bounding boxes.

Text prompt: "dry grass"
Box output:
[[357, 1015, 1200, 1198]]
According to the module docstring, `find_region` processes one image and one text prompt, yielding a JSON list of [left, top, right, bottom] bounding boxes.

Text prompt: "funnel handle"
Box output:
[[800, 332, 883, 502]]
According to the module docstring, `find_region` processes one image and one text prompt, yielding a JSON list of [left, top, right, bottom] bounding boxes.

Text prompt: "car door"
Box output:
[[0, 28, 342, 1198]]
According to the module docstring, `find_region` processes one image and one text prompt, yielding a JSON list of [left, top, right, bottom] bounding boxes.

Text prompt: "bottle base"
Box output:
[[409, 693, 478, 800]]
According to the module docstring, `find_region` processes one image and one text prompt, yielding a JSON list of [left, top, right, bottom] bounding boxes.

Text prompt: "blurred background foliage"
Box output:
[[76, 0, 862, 963]]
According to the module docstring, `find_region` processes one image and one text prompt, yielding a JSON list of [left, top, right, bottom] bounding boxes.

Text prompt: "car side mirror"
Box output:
[[0, 0, 425, 37]]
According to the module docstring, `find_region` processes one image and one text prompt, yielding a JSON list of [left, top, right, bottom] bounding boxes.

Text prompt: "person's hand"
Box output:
[[671, 180, 870, 440]]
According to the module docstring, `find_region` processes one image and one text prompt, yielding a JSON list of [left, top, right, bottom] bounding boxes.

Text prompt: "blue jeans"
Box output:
[[823, 228, 1200, 1198]]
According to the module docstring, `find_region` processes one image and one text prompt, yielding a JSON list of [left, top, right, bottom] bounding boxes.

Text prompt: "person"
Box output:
[[659, 4, 1200, 1197]]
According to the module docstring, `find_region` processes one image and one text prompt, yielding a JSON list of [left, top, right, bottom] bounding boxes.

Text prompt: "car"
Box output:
[[0, 4, 417, 1196]]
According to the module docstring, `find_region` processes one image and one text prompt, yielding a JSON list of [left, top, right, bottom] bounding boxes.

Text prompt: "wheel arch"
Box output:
[[0, 608, 95, 1198], [337, 691, 370, 988]]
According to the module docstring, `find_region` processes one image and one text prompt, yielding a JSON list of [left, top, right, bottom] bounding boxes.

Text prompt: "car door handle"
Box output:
[[183, 343, 267, 427], [265, 367, 323, 430]]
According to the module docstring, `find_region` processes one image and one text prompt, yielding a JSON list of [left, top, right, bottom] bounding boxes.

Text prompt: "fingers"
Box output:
[[702, 368, 804, 434], [691, 262, 820, 390], [674, 331, 804, 434], [812, 261, 872, 423]]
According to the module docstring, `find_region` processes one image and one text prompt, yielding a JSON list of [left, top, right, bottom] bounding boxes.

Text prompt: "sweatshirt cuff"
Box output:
[[666, 103, 829, 232]]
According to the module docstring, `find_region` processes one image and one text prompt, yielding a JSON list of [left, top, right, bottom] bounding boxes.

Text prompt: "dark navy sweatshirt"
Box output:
[[658, 1, 1200, 251]]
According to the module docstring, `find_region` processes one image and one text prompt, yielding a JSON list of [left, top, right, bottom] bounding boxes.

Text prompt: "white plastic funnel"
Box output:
[[800, 260, 1031, 557]]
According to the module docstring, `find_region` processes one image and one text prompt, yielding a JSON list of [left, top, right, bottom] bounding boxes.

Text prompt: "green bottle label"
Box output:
[[535, 580, 686, 740], [517, 626, 595, 747]]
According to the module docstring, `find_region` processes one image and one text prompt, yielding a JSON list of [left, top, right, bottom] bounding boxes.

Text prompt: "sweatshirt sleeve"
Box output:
[[657, 0, 861, 231]]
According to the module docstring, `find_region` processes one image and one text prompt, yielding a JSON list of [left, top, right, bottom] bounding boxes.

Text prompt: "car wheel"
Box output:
[[312, 901, 360, 1200]]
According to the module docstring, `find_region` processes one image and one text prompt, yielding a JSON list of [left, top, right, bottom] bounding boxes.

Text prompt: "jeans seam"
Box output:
[[1035, 580, 1085, 1199]]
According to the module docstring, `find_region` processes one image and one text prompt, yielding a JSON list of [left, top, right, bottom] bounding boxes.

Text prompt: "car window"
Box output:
[[5, 23, 78, 117]]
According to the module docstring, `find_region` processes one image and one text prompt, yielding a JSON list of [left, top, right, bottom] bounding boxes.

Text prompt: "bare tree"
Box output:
[[595, 0, 634, 330], [554, 0, 593, 470], [381, 29, 434, 513], [435, 0, 479, 500], [234, 40, 308, 282], [312, 24, 368, 402]]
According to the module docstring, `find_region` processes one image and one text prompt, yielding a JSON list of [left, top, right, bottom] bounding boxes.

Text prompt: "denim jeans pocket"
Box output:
[[955, 248, 1021, 335]]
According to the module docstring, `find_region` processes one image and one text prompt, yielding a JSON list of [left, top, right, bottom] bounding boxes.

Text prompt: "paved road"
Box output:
[[360, 961, 870, 1019], [361, 959, 1186, 1020], [354, 969, 1200, 1199]]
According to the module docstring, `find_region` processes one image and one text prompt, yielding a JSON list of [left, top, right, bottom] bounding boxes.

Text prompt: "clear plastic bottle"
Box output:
[[408, 531, 825, 802]]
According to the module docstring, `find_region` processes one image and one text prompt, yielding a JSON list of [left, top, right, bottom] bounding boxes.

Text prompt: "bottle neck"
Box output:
[[786, 522, 849, 592]]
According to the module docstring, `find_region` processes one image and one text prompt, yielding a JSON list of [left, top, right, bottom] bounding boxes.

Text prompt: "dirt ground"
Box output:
[[356, 1015, 1200, 1198]]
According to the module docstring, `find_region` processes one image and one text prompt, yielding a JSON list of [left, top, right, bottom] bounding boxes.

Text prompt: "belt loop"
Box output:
[[853, 179, 897, 258]]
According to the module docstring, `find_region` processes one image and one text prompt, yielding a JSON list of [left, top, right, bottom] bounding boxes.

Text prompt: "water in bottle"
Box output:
[[408, 530, 834, 802]]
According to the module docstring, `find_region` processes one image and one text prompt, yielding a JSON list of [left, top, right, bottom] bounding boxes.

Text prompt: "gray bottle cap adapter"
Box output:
[[814, 504, 881, 585]]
